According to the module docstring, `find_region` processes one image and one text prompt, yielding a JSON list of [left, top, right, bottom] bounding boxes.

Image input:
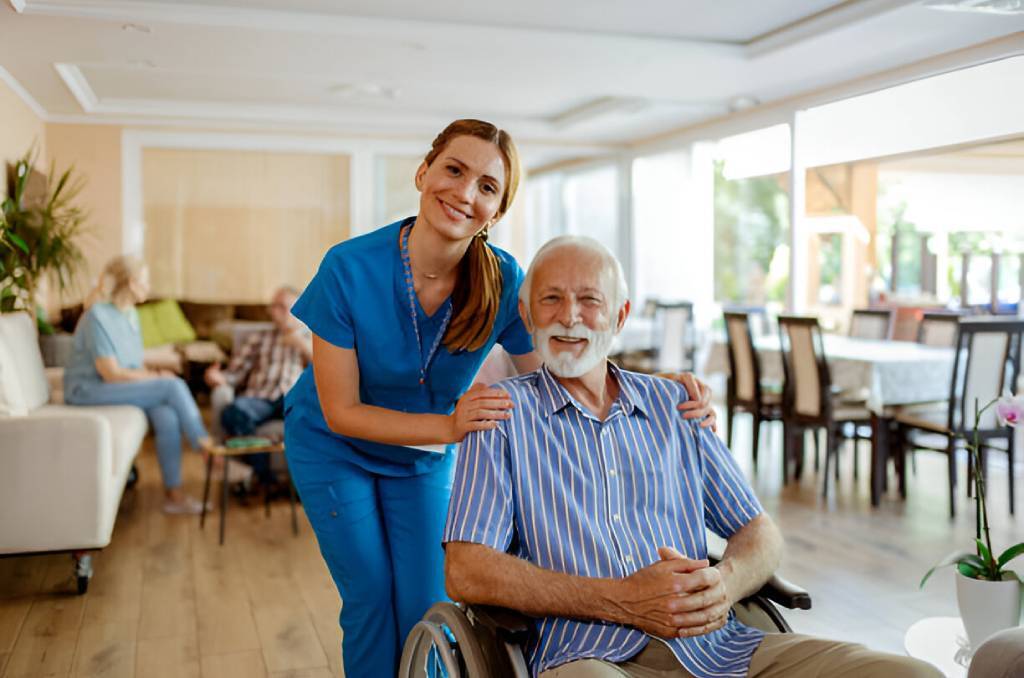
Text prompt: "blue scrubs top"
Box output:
[[64, 302, 144, 399], [285, 218, 534, 476]]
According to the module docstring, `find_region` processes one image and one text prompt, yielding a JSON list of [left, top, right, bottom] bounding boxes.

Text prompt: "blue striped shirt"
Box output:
[[443, 364, 765, 677]]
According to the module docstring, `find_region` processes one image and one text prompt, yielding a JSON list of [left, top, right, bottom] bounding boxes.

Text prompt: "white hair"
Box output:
[[518, 235, 629, 311]]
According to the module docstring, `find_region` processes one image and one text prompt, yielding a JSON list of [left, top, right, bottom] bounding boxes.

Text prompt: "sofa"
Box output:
[[0, 311, 147, 590]]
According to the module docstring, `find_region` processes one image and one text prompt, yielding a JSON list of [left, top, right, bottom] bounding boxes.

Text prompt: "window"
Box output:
[[562, 165, 620, 259]]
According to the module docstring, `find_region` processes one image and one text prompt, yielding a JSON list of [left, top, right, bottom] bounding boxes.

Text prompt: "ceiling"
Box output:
[[880, 138, 1024, 174], [2, 0, 1024, 164]]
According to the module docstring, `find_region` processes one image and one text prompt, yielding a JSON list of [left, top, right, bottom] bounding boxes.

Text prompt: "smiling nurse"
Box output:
[[283, 119, 716, 677]]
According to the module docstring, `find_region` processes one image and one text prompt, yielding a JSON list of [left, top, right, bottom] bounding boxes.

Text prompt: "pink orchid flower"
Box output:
[[996, 394, 1024, 427]]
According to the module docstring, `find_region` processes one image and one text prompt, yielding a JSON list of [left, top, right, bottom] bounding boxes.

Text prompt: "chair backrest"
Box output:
[[653, 302, 694, 372], [917, 312, 961, 348], [849, 309, 892, 340], [724, 311, 761, 404], [723, 304, 770, 336], [949, 318, 1024, 433], [0, 311, 50, 416], [778, 315, 830, 421]]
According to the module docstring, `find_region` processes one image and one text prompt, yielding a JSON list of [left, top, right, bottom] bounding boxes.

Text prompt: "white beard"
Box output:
[[533, 321, 616, 378]]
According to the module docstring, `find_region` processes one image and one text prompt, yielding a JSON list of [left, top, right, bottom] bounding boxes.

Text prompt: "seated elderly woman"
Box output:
[[64, 255, 216, 514]]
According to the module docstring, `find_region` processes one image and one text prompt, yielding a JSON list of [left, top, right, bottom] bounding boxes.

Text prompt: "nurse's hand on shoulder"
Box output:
[[656, 372, 717, 432], [449, 383, 515, 442]]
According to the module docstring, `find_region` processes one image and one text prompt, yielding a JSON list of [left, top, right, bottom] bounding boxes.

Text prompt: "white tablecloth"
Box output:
[[704, 334, 956, 413]]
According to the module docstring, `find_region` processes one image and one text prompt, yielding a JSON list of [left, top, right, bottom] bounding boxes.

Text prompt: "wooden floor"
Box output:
[[1, 405, 1021, 677]]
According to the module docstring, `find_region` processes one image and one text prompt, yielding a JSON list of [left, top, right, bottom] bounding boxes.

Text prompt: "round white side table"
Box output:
[[904, 616, 971, 678]]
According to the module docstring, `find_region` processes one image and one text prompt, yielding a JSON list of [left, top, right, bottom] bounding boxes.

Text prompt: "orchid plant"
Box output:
[[921, 395, 1024, 587]]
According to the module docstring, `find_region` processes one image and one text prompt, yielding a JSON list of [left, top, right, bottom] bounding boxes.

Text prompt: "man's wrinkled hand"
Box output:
[[657, 546, 731, 638], [607, 553, 709, 639]]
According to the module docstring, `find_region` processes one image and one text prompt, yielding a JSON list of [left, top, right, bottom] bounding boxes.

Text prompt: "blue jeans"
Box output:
[[66, 377, 208, 489], [285, 436, 455, 678], [221, 396, 283, 482]]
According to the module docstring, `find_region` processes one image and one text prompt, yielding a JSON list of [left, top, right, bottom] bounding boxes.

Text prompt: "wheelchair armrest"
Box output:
[[465, 604, 532, 642], [755, 573, 812, 610], [706, 546, 812, 611]]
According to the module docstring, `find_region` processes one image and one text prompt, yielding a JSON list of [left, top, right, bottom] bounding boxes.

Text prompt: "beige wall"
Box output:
[[142, 147, 350, 303], [44, 123, 123, 305], [0, 78, 45, 189]]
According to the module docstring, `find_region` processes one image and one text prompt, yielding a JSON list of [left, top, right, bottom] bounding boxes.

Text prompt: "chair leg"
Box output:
[[1009, 434, 1016, 516], [813, 431, 820, 472], [947, 439, 957, 519], [822, 428, 836, 499], [782, 422, 791, 484], [200, 453, 213, 529], [751, 415, 761, 470], [220, 455, 229, 545], [726, 404, 735, 450], [853, 438, 860, 482]]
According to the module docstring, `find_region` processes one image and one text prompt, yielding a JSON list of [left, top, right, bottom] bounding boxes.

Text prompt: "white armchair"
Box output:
[[0, 312, 147, 592]]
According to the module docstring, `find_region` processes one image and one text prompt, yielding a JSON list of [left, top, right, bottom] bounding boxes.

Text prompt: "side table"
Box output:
[[199, 441, 299, 545], [904, 616, 971, 678]]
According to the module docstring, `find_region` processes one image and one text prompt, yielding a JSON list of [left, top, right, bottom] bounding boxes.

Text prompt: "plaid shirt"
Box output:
[[225, 327, 308, 401]]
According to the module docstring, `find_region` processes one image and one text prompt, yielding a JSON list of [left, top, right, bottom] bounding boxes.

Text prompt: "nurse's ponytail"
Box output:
[[423, 119, 521, 353]]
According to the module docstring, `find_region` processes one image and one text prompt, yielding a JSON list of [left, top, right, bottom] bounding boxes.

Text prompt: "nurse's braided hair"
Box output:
[[423, 119, 521, 353]]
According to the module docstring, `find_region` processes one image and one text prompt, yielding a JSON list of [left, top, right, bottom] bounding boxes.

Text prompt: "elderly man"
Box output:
[[205, 285, 311, 483], [443, 236, 938, 678]]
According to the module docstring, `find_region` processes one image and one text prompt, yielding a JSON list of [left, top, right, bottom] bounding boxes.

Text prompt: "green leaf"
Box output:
[[7, 232, 28, 253], [976, 539, 994, 564], [921, 550, 972, 588], [997, 543, 1024, 569], [958, 562, 982, 578]]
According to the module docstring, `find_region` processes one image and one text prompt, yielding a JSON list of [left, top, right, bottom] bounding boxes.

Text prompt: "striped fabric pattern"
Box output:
[[225, 328, 306, 401], [444, 364, 765, 678]]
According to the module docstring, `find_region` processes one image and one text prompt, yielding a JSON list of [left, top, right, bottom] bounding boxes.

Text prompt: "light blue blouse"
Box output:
[[64, 302, 144, 398]]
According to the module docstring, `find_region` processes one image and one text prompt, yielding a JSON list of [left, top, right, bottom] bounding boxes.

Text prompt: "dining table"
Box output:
[[705, 333, 957, 506]]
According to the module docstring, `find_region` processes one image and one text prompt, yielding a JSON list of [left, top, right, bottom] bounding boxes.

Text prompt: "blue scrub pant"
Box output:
[[66, 377, 208, 489], [286, 443, 455, 678]]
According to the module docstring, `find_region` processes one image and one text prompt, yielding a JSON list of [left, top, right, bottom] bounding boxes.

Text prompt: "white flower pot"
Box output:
[[956, 571, 1022, 649]]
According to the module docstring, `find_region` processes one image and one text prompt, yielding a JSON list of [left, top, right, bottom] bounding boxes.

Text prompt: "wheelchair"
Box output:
[[399, 560, 812, 678]]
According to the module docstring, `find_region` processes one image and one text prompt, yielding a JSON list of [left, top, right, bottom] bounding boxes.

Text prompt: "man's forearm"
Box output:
[[715, 513, 783, 605], [445, 542, 622, 624]]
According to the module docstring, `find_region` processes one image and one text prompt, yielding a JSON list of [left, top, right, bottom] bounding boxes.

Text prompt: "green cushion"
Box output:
[[137, 299, 196, 347], [136, 304, 163, 348], [152, 299, 196, 345]]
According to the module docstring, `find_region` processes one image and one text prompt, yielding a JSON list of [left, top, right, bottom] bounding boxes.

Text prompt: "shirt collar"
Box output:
[[536, 362, 649, 420]]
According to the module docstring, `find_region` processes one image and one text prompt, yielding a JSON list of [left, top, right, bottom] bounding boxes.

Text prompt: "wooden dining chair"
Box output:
[[893, 317, 1024, 517], [916, 311, 962, 348], [621, 301, 695, 373], [777, 315, 872, 496], [724, 311, 783, 469], [849, 309, 893, 341]]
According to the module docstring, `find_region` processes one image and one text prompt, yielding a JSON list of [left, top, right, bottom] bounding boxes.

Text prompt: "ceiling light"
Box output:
[[924, 0, 1024, 14], [728, 95, 760, 113], [122, 23, 152, 33]]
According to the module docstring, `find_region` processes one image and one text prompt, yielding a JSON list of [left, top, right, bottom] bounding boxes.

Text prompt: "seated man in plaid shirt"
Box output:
[[205, 285, 311, 482]]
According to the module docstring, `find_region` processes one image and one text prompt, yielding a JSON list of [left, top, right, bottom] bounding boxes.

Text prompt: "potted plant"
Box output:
[[921, 395, 1024, 649], [1, 147, 89, 337]]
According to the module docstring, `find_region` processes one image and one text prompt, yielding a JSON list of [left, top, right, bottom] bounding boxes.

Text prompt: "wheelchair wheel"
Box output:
[[399, 603, 493, 677]]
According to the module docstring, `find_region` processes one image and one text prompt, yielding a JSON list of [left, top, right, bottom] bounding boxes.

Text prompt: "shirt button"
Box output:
[[330, 510, 338, 518], [608, 468, 617, 477], [613, 513, 621, 522], [624, 555, 634, 563]]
